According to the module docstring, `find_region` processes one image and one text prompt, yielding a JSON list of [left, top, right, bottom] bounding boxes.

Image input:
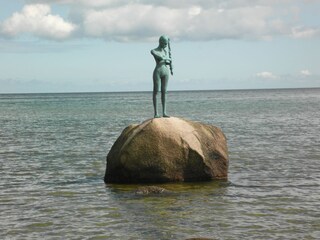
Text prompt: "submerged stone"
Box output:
[[134, 186, 169, 195], [104, 117, 229, 183]]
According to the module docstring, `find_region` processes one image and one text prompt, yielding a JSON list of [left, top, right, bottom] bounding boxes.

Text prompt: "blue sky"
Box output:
[[0, 0, 319, 93]]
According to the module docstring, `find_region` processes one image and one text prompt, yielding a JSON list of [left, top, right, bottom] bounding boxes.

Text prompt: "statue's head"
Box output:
[[159, 35, 169, 48]]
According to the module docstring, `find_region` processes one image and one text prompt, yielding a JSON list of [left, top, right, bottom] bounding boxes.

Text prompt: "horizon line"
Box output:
[[0, 86, 319, 95]]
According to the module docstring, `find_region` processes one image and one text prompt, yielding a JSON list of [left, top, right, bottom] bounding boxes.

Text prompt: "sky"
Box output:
[[0, 0, 319, 93]]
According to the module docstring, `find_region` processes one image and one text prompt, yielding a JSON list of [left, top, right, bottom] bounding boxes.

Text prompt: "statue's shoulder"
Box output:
[[151, 49, 161, 58], [151, 48, 158, 54]]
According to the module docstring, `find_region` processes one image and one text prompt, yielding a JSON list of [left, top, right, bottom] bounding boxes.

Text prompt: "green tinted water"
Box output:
[[0, 89, 319, 239]]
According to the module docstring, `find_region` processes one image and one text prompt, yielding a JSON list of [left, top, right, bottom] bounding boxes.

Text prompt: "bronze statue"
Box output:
[[151, 35, 173, 118]]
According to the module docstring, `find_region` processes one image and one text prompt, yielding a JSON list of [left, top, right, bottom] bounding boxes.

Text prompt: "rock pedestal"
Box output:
[[104, 117, 229, 183]]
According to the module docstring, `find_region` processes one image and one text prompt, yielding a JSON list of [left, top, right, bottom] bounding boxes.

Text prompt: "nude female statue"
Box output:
[[151, 35, 173, 118]]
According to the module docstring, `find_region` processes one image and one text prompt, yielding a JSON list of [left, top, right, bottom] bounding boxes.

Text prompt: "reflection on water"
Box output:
[[1, 89, 320, 239]]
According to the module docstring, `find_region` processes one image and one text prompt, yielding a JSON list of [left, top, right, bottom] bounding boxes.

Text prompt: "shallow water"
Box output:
[[0, 89, 319, 239]]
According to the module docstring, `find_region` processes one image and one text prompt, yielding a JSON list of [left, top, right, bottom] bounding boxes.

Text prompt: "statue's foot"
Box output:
[[163, 114, 170, 118], [154, 114, 161, 118]]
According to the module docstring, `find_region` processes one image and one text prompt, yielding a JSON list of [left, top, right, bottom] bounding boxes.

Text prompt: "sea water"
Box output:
[[0, 89, 319, 239]]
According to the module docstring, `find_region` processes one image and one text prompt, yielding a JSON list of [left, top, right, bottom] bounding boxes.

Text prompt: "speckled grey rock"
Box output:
[[104, 117, 228, 183]]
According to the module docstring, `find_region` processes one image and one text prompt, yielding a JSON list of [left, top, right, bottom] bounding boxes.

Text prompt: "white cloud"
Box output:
[[27, 0, 291, 8], [256, 71, 278, 79], [5, 0, 320, 41], [291, 26, 320, 39], [300, 69, 311, 76], [82, 4, 282, 41], [0, 4, 76, 40]]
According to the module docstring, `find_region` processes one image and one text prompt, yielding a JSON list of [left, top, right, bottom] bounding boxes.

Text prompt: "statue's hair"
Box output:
[[168, 38, 171, 57], [159, 35, 169, 43], [168, 38, 173, 75]]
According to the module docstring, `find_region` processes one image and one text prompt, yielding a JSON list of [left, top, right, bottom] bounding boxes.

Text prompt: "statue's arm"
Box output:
[[151, 50, 171, 61], [150, 50, 162, 61], [151, 50, 171, 63]]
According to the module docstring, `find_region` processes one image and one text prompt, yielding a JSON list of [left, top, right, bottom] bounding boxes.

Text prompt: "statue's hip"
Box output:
[[153, 65, 169, 78]]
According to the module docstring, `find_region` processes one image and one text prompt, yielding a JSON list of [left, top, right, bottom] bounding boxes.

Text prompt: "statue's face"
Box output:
[[159, 38, 168, 49]]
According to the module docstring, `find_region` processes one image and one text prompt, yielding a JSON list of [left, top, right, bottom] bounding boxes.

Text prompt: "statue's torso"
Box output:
[[152, 49, 169, 76]]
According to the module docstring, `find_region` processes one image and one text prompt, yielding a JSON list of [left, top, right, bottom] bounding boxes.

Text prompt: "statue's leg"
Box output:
[[161, 75, 169, 117], [153, 73, 161, 118]]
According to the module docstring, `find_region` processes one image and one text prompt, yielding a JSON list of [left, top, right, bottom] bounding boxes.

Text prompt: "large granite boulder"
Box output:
[[104, 117, 228, 183]]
